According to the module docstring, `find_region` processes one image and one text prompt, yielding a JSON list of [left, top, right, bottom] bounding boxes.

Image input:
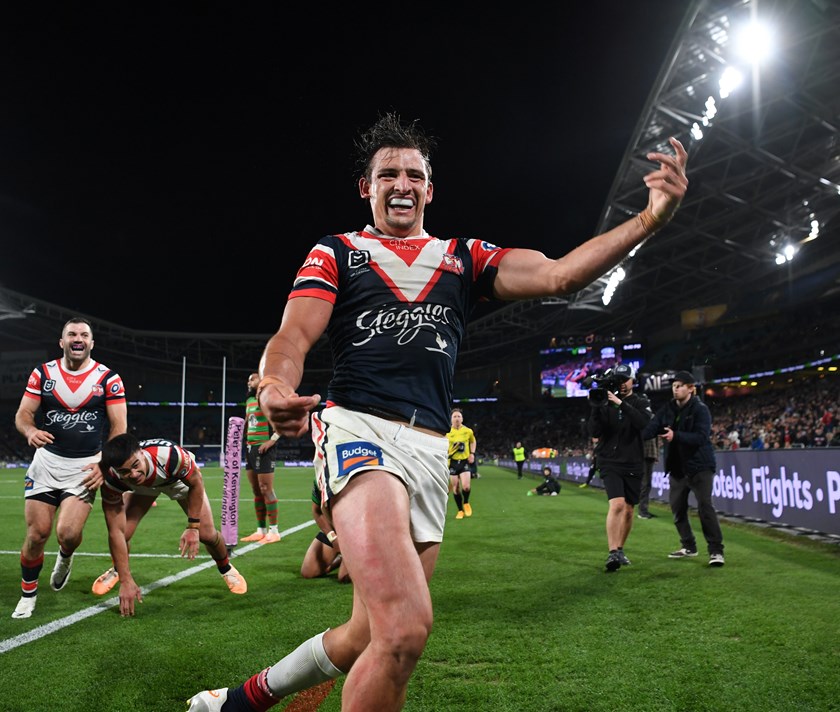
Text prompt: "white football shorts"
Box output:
[[24, 447, 99, 504], [311, 405, 450, 543]]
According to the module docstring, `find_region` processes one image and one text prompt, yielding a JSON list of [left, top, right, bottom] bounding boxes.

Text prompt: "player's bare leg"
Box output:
[[327, 472, 438, 711]]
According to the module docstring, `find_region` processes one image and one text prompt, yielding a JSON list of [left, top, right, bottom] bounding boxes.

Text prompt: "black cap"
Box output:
[[613, 363, 635, 380], [673, 370, 696, 384]]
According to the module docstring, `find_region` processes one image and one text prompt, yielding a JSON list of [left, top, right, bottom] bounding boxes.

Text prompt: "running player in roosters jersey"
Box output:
[[12, 317, 127, 619], [93, 433, 247, 616], [189, 114, 688, 711]]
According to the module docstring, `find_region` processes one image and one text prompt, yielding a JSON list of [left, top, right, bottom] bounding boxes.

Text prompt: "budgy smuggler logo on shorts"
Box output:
[[336, 441, 384, 478]]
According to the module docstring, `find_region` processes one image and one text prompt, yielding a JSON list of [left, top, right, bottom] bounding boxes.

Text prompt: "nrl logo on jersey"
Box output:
[[440, 254, 464, 275], [43, 379, 56, 393], [349, 250, 371, 268]]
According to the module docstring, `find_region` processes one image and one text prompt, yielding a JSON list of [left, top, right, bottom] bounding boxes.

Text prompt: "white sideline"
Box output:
[[1, 520, 315, 654]]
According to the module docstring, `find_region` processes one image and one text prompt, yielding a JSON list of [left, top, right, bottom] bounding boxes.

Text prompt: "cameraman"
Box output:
[[587, 364, 652, 572]]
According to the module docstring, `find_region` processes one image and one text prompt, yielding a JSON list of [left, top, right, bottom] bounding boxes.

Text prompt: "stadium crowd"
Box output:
[[2, 374, 837, 466], [465, 373, 839, 462]]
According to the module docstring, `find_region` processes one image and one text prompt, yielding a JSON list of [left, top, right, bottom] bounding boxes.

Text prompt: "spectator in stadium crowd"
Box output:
[[300, 476, 351, 583], [11, 317, 128, 620], [188, 113, 687, 711], [637, 435, 660, 519], [447, 408, 476, 519], [527, 465, 561, 496], [587, 364, 653, 572], [512, 440, 527, 479], [93, 432, 247, 616], [241, 372, 282, 544], [643, 370, 725, 567]]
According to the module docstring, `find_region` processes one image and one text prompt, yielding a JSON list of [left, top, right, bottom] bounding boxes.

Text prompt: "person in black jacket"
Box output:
[[588, 364, 652, 572], [642, 370, 724, 567], [528, 466, 561, 496]]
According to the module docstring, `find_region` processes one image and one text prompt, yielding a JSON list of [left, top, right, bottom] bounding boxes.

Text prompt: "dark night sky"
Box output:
[[0, 3, 689, 334]]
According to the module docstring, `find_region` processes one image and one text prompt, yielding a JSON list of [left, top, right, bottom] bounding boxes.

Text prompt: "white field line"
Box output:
[[1, 519, 316, 654]]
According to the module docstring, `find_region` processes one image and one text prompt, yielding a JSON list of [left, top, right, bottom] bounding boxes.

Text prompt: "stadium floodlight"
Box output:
[[775, 243, 796, 265], [735, 19, 775, 65], [601, 266, 625, 306], [718, 66, 743, 99]]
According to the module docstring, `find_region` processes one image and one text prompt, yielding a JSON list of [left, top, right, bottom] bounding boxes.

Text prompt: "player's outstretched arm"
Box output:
[[495, 137, 688, 300]]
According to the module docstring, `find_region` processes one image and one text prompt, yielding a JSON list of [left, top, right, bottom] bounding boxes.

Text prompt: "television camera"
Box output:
[[582, 364, 634, 406]]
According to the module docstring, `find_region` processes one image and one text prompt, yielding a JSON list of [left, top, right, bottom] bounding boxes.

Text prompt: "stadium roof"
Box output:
[[458, 0, 840, 371], [2, 0, 839, 385]]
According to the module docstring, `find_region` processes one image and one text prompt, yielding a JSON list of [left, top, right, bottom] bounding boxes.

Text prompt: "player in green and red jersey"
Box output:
[[240, 372, 281, 543]]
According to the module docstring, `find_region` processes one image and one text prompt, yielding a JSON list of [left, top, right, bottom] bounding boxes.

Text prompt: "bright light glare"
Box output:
[[719, 67, 743, 98], [775, 243, 796, 265], [691, 122, 704, 140], [601, 267, 626, 306], [736, 21, 774, 64]]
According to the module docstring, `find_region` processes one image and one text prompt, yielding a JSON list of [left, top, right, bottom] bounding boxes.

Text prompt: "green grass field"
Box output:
[[1, 464, 838, 712]]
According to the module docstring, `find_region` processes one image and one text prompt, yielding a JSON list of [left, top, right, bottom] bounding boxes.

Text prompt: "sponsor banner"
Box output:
[[221, 416, 244, 547], [515, 449, 840, 536]]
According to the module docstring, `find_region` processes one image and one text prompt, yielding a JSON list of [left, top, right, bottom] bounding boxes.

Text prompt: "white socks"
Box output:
[[266, 630, 344, 698]]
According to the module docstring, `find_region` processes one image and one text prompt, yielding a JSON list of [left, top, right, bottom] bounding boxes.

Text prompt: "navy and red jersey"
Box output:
[[291, 226, 510, 433], [102, 438, 196, 497], [23, 359, 126, 458]]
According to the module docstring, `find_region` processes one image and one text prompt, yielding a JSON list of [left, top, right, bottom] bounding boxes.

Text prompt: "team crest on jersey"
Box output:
[[43, 379, 56, 393], [440, 254, 464, 275], [336, 440, 383, 478], [91, 384, 104, 396], [349, 250, 371, 268]]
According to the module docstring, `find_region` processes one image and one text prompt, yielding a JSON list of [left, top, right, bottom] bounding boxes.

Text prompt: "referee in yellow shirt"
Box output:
[[447, 408, 476, 519]]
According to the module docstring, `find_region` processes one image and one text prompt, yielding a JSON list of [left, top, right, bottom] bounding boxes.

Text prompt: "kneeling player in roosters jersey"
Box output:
[[93, 432, 247, 616]]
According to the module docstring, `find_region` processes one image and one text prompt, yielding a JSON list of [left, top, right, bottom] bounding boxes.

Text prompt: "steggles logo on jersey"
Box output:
[[426, 332, 450, 357], [43, 379, 56, 393], [353, 304, 453, 348], [44, 410, 99, 429], [349, 250, 371, 268]]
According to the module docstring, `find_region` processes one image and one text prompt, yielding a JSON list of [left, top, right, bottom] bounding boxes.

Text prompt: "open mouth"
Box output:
[[389, 198, 413, 209]]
